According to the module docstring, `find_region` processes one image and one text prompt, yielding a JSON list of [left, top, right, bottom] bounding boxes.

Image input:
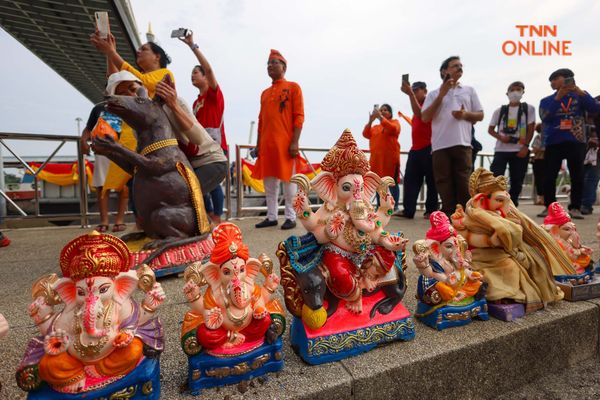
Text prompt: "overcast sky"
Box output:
[[1, 0, 599, 161]]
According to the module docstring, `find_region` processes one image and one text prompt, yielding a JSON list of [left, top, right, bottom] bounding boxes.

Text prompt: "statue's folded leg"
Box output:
[[240, 314, 272, 342], [39, 352, 85, 388], [322, 251, 359, 300], [434, 282, 456, 302], [96, 337, 144, 377], [196, 324, 228, 349], [456, 280, 482, 298]]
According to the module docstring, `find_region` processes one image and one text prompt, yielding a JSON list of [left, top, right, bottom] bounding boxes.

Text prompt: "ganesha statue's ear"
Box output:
[[113, 270, 139, 305], [199, 262, 222, 290], [363, 171, 383, 202], [429, 241, 441, 257], [53, 278, 77, 311], [311, 171, 337, 205], [245, 258, 261, 284], [471, 193, 487, 209]]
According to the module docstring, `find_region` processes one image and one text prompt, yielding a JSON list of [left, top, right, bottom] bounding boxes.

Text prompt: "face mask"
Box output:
[[507, 91, 523, 102]]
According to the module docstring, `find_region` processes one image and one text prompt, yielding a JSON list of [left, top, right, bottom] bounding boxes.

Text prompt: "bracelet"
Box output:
[[190, 43, 199, 50], [141, 303, 156, 313], [188, 293, 202, 303]]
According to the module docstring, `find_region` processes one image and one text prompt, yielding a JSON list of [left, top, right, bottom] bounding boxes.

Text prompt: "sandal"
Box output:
[[112, 223, 127, 233], [95, 224, 109, 233]]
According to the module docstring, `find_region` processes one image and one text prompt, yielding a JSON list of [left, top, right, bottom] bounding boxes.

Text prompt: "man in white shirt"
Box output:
[[488, 81, 535, 206], [422, 56, 484, 215]]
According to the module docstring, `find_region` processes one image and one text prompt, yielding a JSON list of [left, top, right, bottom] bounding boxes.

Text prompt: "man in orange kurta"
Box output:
[[253, 49, 304, 230], [362, 103, 401, 207]]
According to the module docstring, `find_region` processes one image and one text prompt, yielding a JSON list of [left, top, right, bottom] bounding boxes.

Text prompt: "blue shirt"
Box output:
[[539, 91, 600, 146]]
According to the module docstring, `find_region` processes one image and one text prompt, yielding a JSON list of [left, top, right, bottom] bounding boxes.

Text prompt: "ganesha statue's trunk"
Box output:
[[82, 293, 109, 338]]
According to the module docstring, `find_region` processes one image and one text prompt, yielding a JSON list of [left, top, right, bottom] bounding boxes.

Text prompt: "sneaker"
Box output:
[[281, 219, 297, 230], [569, 209, 584, 220], [255, 218, 278, 228], [581, 206, 593, 215], [393, 210, 414, 219], [536, 208, 548, 218]]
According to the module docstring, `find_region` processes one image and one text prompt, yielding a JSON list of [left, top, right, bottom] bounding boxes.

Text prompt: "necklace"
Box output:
[[220, 287, 249, 327], [343, 223, 372, 254], [139, 139, 178, 156]]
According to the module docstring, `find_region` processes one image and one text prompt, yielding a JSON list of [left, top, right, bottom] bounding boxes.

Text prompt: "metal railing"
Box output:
[[233, 145, 568, 217], [0, 132, 89, 226], [0, 132, 569, 225], [0, 131, 234, 225]]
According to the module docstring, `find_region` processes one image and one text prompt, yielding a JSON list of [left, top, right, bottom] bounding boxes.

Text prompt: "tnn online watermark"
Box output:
[[502, 25, 571, 56]]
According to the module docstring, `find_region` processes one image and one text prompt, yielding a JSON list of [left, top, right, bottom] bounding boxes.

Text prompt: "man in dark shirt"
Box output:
[[537, 68, 600, 219]]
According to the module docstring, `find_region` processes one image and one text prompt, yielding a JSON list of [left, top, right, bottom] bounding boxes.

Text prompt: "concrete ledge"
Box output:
[[342, 301, 598, 400]]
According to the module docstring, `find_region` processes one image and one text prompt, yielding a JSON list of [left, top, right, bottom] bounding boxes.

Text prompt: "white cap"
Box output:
[[105, 71, 142, 95]]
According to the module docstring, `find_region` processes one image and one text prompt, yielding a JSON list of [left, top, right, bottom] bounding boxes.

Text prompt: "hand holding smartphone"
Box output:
[[171, 28, 190, 38], [402, 73, 409, 84], [94, 12, 110, 39]]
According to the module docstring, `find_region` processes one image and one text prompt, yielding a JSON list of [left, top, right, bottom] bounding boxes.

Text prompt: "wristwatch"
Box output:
[[190, 43, 199, 50]]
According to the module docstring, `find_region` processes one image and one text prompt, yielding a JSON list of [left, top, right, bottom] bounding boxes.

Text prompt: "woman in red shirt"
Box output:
[[180, 32, 228, 224]]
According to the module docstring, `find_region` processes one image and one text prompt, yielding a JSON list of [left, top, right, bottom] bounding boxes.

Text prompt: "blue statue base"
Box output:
[[414, 297, 489, 330], [290, 299, 415, 365], [187, 338, 284, 395], [27, 357, 160, 400]]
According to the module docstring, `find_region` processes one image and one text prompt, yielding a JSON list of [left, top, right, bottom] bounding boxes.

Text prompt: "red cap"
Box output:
[[269, 49, 287, 65], [544, 202, 571, 226], [426, 211, 456, 242]]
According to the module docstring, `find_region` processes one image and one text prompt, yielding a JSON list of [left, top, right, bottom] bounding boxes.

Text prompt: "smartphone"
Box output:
[[170, 28, 189, 38], [373, 104, 379, 110], [94, 12, 110, 39], [444, 73, 451, 82], [564, 77, 575, 86], [402, 73, 409, 83]]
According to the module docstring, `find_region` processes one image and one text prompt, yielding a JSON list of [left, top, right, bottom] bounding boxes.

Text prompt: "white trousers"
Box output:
[[263, 177, 296, 221]]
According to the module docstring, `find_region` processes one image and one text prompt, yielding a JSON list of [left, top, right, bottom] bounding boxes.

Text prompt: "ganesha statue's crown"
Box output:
[[59, 231, 131, 280], [469, 167, 508, 196], [320, 129, 370, 179], [544, 202, 571, 226], [426, 211, 456, 242], [210, 222, 249, 265]]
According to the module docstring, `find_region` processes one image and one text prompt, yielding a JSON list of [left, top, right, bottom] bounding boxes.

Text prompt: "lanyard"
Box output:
[[560, 97, 572, 114]]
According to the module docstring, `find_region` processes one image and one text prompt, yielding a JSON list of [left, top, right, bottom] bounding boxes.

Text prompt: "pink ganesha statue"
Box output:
[[180, 222, 285, 394], [16, 232, 165, 398], [413, 211, 488, 330], [277, 129, 414, 365], [543, 202, 594, 284]]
